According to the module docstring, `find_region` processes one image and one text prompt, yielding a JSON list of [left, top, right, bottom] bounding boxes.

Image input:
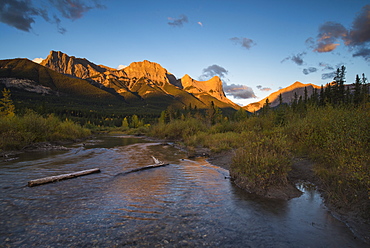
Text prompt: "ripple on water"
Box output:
[[0, 135, 368, 247]]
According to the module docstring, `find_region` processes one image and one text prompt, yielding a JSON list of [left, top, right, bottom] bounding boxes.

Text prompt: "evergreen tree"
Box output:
[[234, 107, 248, 121], [319, 85, 325, 106], [338, 65, 346, 104], [0, 88, 15, 118], [353, 74, 362, 106], [207, 101, 222, 125], [262, 98, 270, 115], [122, 117, 129, 129], [324, 83, 332, 105], [158, 110, 167, 124], [361, 73, 369, 104], [291, 92, 298, 110], [310, 88, 319, 106], [130, 114, 140, 128], [166, 106, 176, 121], [332, 66, 346, 105], [278, 93, 283, 106], [304, 87, 308, 103]]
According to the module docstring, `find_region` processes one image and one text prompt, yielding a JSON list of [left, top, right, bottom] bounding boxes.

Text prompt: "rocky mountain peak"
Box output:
[[40, 50, 109, 79], [124, 60, 173, 85], [180, 74, 237, 106]]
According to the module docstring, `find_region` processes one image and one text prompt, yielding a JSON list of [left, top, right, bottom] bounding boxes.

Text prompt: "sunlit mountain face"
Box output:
[[244, 82, 322, 112]]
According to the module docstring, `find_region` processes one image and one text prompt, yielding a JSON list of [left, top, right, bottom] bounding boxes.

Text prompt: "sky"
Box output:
[[1, 0, 369, 106]]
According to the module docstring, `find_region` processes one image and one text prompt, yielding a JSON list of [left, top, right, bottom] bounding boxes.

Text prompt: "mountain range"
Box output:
[[0, 50, 327, 118], [39, 51, 240, 110]]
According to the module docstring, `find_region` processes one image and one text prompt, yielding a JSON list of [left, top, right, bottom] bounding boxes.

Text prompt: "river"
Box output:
[[0, 135, 367, 247]]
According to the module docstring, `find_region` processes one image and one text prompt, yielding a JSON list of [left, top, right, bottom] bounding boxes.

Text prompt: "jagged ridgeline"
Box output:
[[0, 51, 239, 125]]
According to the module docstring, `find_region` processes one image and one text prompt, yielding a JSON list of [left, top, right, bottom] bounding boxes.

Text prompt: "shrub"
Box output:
[[149, 118, 206, 140], [230, 131, 292, 189], [0, 111, 91, 150], [284, 105, 370, 213]]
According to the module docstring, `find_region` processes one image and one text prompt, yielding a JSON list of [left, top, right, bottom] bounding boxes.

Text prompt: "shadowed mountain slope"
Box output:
[[0, 58, 115, 99]]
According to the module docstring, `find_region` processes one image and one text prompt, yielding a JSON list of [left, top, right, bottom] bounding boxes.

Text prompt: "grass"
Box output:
[[285, 105, 370, 214], [0, 111, 91, 150], [148, 118, 207, 140], [230, 131, 292, 189], [148, 104, 370, 218]]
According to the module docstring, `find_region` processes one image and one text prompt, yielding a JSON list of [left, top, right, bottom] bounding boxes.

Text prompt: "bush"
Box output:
[[0, 111, 91, 150], [149, 118, 206, 140], [284, 105, 370, 213], [185, 131, 251, 152], [230, 131, 292, 189]]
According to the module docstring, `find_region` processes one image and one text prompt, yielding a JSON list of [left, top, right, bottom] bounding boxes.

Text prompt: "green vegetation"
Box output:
[[0, 88, 91, 151], [0, 88, 15, 118], [231, 131, 292, 189], [1, 60, 369, 218], [287, 105, 370, 213], [148, 69, 370, 218]]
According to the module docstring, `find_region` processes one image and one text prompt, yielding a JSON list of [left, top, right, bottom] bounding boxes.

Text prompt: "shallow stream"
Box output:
[[0, 135, 367, 247]]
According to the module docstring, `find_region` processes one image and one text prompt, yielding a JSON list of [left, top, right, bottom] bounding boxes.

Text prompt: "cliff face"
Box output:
[[180, 74, 239, 108], [40, 51, 237, 109], [124, 60, 172, 87], [40, 51, 110, 78], [244, 81, 321, 112]]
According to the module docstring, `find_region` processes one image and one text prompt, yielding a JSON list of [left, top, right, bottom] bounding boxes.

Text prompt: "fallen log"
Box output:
[[28, 168, 101, 187], [116, 163, 169, 176]]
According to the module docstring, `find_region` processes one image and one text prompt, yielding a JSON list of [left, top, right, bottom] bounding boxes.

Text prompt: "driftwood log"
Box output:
[[28, 168, 101, 187], [116, 163, 169, 176]]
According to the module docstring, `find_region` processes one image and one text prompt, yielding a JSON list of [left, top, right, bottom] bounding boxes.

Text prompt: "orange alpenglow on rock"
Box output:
[[181, 74, 239, 107], [244, 81, 321, 112]]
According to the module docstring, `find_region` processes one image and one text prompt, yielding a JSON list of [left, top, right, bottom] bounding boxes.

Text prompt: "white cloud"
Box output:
[[32, 57, 44, 64], [197, 21, 203, 27], [117, 65, 126, 70]]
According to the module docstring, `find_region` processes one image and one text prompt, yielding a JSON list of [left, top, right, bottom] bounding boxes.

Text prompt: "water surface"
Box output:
[[0, 135, 366, 247]]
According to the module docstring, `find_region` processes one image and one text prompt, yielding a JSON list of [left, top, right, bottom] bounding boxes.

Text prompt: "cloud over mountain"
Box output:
[[0, 0, 104, 33], [224, 84, 256, 99], [32, 57, 44, 64], [199, 64, 255, 99], [168, 15, 188, 27], [199, 64, 228, 81]]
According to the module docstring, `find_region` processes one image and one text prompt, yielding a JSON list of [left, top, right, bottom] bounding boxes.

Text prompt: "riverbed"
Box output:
[[0, 135, 367, 247]]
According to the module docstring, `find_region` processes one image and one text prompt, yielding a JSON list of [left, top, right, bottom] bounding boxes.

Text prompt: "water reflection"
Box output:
[[0, 135, 367, 247]]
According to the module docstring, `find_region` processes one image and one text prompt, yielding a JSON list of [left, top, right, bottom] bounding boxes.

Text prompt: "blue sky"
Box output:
[[1, 0, 369, 105]]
